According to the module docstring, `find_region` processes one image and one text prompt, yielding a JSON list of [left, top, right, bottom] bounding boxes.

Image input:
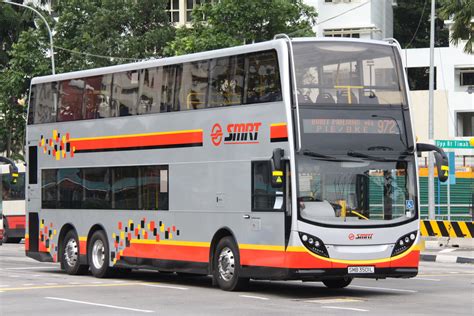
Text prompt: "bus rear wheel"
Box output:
[[61, 230, 88, 275], [322, 277, 353, 289], [88, 230, 112, 278], [213, 236, 249, 291]]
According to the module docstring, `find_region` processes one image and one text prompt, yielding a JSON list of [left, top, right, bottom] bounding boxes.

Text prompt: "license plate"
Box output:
[[348, 266, 375, 274]]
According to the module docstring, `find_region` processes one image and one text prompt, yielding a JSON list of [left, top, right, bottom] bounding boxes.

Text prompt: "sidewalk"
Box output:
[[420, 237, 474, 264]]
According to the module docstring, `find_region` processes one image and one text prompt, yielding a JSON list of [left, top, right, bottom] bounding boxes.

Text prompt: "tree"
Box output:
[[165, 0, 317, 56], [394, 0, 449, 49], [439, 0, 474, 54], [53, 0, 175, 72], [0, 0, 175, 160]]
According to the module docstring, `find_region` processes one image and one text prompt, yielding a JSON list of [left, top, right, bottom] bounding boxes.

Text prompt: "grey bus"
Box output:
[[25, 37, 448, 291]]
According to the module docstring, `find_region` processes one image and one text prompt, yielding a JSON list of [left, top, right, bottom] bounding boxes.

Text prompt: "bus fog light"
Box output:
[[404, 237, 410, 243], [308, 238, 314, 244], [410, 233, 415, 240], [302, 234, 308, 242]]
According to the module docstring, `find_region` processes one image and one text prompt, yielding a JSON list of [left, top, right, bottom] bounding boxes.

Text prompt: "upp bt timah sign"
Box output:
[[435, 140, 474, 149]]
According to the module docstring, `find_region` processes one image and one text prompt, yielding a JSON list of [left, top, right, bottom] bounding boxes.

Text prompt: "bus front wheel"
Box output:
[[322, 277, 353, 289], [88, 230, 112, 278], [61, 230, 88, 275], [213, 236, 249, 291]]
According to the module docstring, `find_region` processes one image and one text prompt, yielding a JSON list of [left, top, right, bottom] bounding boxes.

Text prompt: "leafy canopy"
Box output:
[[165, 0, 317, 55]]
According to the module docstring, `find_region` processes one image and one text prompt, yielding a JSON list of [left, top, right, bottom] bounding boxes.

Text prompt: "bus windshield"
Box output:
[[293, 41, 406, 106], [292, 41, 416, 226]]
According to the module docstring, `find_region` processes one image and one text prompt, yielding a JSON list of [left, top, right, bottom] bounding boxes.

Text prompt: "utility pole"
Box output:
[[428, 0, 436, 219]]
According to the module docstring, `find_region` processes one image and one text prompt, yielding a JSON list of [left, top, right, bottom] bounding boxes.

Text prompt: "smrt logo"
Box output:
[[211, 123, 223, 146], [348, 233, 374, 240], [212, 122, 262, 146]]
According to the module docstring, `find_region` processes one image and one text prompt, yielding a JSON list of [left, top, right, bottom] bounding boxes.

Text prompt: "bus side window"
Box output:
[[115, 71, 139, 116], [161, 65, 179, 112], [35, 82, 57, 124], [245, 51, 282, 105], [58, 79, 84, 122], [97, 74, 115, 119], [252, 161, 284, 211], [138, 67, 162, 115], [180, 60, 209, 110], [27, 85, 37, 125], [83, 76, 103, 120], [209, 55, 244, 107]]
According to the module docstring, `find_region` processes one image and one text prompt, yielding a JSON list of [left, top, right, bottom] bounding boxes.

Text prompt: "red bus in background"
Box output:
[[1, 163, 26, 243]]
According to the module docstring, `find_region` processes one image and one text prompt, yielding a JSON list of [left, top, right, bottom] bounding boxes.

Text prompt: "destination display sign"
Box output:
[[302, 119, 400, 134]]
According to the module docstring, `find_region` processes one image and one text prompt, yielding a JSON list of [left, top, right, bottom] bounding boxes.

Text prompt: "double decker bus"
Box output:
[[1, 162, 25, 243], [25, 37, 448, 291]]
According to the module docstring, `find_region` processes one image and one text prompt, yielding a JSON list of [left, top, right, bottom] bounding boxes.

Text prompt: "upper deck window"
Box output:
[[293, 42, 406, 107], [28, 49, 282, 124]]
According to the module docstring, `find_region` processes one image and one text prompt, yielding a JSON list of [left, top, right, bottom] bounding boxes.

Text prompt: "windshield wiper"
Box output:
[[347, 151, 390, 161], [302, 150, 360, 162], [302, 150, 335, 160]]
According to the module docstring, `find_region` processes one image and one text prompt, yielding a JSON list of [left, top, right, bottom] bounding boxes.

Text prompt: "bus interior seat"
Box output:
[[315, 92, 335, 104], [337, 90, 358, 104]]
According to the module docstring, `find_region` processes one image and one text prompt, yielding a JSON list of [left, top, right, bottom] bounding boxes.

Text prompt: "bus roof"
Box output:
[[31, 37, 396, 85]]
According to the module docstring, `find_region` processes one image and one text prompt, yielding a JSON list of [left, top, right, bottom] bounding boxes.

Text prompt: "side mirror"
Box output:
[[271, 148, 284, 188], [416, 143, 449, 182]]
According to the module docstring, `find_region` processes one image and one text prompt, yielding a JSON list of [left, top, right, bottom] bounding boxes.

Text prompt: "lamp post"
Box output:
[[428, 0, 435, 219], [3, 0, 55, 75]]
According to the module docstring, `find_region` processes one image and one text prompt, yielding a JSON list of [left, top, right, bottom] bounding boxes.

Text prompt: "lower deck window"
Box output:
[[41, 165, 168, 210]]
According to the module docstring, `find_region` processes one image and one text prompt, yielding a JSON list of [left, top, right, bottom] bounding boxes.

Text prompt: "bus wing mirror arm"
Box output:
[[271, 148, 284, 188], [0, 156, 19, 183], [416, 143, 449, 182]]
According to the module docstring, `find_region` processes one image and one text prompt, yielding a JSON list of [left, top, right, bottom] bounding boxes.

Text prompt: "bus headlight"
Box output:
[[299, 232, 329, 258], [392, 231, 418, 257]]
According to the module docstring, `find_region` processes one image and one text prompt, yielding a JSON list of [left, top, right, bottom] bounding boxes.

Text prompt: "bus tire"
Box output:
[[88, 230, 112, 278], [3, 218, 22, 244], [213, 236, 249, 291], [322, 277, 353, 289], [62, 230, 88, 275]]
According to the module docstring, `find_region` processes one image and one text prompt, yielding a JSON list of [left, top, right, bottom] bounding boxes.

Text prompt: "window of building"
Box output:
[[456, 112, 474, 137], [407, 67, 436, 91], [252, 161, 284, 211], [186, 0, 204, 22], [460, 69, 474, 86], [167, 0, 180, 23]]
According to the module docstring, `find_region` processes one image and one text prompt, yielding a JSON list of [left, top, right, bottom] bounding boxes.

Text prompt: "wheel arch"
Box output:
[[209, 227, 238, 274]]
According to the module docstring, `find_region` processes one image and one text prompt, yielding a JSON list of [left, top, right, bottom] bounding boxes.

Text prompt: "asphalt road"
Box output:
[[1, 243, 473, 315]]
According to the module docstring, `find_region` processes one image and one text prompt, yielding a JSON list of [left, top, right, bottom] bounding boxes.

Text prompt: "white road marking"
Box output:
[[45, 283, 58, 286], [449, 271, 460, 274], [350, 285, 417, 293], [322, 306, 368, 312], [4, 266, 57, 270], [439, 248, 456, 253], [413, 277, 441, 281], [0, 285, 10, 287], [8, 275, 20, 278], [45, 297, 154, 313], [68, 282, 81, 285], [305, 298, 362, 304], [22, 284, 34, 286], [91, 281, 104, 284], [436, 255, 457, 263], [142, 284, 188, 291], [239, 295, 269, 301]]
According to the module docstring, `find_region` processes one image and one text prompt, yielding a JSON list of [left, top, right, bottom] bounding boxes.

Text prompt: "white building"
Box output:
[[307, 0, 394, 40]]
